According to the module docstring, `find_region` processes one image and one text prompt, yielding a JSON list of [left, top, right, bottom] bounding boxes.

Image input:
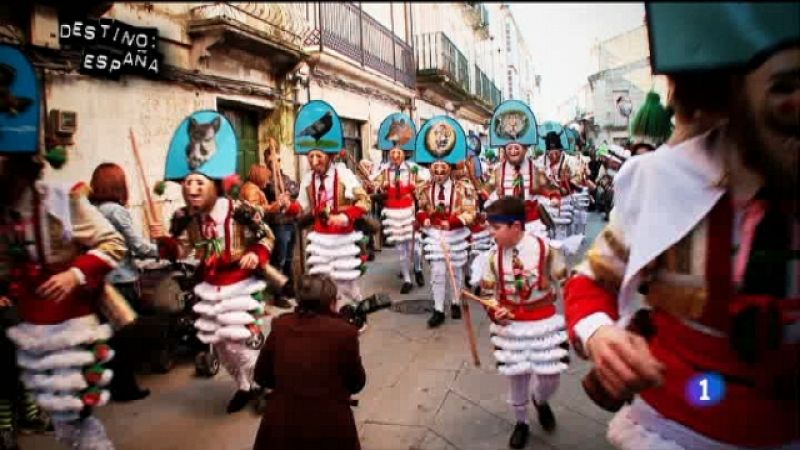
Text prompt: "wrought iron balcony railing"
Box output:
[[415, 32, 470, 94], [472, 65, 503, 109], [309, 2, 415, 89]]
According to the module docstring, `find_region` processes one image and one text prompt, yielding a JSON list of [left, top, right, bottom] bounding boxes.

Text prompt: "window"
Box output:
[[341, 117, 363, 166]]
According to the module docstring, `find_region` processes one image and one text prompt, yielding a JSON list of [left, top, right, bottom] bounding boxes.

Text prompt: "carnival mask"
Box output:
[[182, 172, 218, 213], [389, 147, 405, 166], [505, 143, 525, 165], [431, 161, 451, 184], [307, 150, 331, 175]]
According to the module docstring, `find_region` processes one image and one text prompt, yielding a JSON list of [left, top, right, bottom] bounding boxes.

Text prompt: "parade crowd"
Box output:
[[0, 3, 798, 450]]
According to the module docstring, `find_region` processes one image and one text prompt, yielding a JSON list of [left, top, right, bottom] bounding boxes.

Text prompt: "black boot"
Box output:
[[415, 270, 425, 287], [508, 422, 529, 449], [226, 389, 254, 414], [427, 310, 445, 328], [451, 304, 462, 320], [534, 400, 556, 432], [400, 282, 413, 294]]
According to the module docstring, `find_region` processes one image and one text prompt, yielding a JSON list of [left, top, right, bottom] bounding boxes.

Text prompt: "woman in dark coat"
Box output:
[[253, 274, 366, 450]]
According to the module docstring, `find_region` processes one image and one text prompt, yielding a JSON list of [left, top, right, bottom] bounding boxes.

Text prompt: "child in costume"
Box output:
[[479, 196, 569, 449]]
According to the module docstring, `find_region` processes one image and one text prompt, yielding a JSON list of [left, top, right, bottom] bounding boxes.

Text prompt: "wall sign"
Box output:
[[59, 18, 163, 80]]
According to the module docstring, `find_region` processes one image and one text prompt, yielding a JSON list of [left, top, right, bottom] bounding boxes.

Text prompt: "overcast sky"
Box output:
[[510, 3, 645, 119]]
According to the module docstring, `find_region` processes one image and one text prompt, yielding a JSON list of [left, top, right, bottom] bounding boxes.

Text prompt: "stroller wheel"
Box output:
[[195, 351, 220, 377], [152, 345, 176, 374], [246, 332, 266, 350]]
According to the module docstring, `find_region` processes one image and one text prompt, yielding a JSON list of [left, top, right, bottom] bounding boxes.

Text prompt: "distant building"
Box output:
[[585, 24, 668, 145], [498, 4, 536, 107], [559, 23, 669, 147]]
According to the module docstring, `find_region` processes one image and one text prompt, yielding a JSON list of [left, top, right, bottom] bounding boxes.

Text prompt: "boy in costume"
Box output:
[[479, 196, 569, 449]]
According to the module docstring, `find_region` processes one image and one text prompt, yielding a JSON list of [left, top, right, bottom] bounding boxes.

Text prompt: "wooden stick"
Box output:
[[440, 239, 481, 367], [460, 289, 515, 319], [129, 129, 158, 225]]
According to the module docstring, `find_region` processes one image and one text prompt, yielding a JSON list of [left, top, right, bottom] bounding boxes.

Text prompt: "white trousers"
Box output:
[[396, 240, 414, 282], [430, 260, 463, 312], [508, 372, 561, 423], [215, 340, 258, 391]]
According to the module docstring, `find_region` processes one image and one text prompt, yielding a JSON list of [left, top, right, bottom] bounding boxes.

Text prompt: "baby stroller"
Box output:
[[139, 260, 221, 377]]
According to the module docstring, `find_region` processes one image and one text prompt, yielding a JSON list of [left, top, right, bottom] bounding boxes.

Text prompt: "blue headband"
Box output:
[[487, 214, 524, 224]]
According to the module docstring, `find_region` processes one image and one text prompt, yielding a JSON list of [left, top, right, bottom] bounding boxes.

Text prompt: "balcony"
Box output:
[[472, 65, 502, 109], [415, 32, 471, 98], [308, 2, 415, 89], [187, 2, 309, 71]]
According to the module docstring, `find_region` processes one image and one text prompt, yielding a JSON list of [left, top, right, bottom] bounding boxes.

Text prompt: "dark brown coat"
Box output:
[[252, 312, 366, 450]]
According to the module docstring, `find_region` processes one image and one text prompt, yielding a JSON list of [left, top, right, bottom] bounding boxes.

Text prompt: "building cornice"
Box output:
[[307, 51, 415, 106]]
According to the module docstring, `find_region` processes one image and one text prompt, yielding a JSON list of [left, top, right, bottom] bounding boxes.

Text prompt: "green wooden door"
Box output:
[[220, 107, 259, 180]]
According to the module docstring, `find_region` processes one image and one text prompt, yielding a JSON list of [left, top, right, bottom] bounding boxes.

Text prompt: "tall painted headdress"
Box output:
[[377, 112, 416, 153], [536, 121, 569, 153], [0, 45, 68, 167], [293, 100, 343, 155], [646, 3, 800, 74], [164, 110, 238, 181], [489, 100, 538, 148], [413, 115, 466, 165], [0, 45, 39, 156]]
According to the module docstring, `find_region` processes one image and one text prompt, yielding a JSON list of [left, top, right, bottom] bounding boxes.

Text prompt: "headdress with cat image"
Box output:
[[164, 110, 238, 181], [377, 112, 416, 153], [413, 115, 466, 166], [293, 100, 343, 155], [489, 99, 538, 149]]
